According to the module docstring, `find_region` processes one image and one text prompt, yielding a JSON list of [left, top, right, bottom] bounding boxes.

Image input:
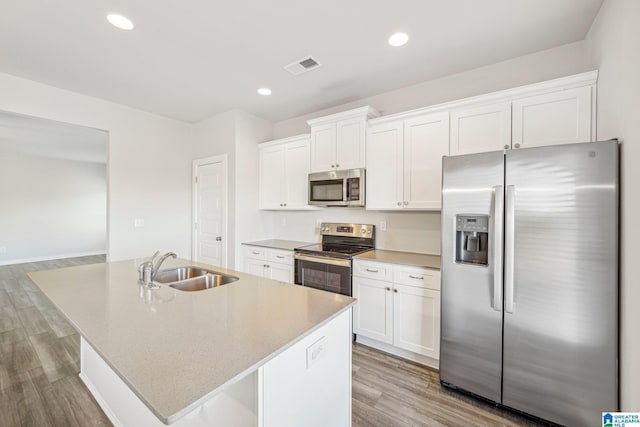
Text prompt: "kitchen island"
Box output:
[[28, 259, 355, 426]]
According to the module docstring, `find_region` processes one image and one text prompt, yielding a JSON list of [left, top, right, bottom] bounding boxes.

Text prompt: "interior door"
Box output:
[[194, 160, 226, 268], [502, 141, 618, 425], [440, 150, 505, 403]]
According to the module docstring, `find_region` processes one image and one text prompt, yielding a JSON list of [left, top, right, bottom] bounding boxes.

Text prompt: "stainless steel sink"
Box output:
[[154, 266, 238, 291], [154, 266, 212, 283], [169, 274, 238, 291]]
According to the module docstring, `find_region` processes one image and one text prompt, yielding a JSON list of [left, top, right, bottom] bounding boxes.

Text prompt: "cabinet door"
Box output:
[[269, 262, 294, 283], [353, 277, 393, 344], [245, 258, 267, 278], [284, 139, 311, 209], [403, 112, 450, 210], [259, 145, 285, 209], [310, 123, 337, 173], [512, 86, 592, 149], [365, 121, 404, 210], [392, 284, 440, 359], [336, 117, 366, 169], [450, 102, 511, 155]]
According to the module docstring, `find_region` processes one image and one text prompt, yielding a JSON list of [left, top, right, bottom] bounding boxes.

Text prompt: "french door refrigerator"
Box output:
[[440, 140, 618, 426]]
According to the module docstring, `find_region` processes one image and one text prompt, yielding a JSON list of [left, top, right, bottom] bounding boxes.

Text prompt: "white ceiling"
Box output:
[[0, 111, 107, 163], [0, 0, 602, 123]]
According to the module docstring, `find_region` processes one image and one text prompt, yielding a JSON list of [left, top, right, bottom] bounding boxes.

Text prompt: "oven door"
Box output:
[[294, 254, 352, 296]]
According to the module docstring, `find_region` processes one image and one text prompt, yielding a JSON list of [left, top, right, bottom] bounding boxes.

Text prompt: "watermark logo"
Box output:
[[603, 412, 640, 427]]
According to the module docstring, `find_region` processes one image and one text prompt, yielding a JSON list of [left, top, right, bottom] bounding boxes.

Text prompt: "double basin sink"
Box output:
[[153, 266, 238, 292]]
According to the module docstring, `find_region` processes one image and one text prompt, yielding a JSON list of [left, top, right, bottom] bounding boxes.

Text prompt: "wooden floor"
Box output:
[[1, 256, 541, 427]]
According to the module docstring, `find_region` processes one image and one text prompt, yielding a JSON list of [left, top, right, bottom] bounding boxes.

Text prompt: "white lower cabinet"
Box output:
[[243, 246, 294, 283], [353, 260, 440, 366]]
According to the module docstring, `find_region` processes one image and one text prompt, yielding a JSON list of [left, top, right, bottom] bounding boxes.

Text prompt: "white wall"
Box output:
[[586, 0, 640, 410], [269, 41, 592, 254], [0, 152, 106, 264], [273, 41, 591, 138], [0, 72, 194, 262], [192, 110, 274, 270]]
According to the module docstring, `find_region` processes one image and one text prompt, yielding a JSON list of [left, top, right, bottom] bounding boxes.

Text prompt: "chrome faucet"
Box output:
[[138, 251, 176, 287], [151, 252, 177, 280]]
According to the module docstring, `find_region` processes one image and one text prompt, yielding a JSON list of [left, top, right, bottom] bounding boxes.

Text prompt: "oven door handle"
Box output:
[[294, 253, 351, 268]]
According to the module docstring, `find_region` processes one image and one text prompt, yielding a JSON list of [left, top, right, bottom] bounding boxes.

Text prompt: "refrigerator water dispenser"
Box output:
[[455, 215, 489, 265]]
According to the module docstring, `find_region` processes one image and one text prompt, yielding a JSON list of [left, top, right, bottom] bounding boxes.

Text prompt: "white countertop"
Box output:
[[28, 259, 355, 424], [242, 239, 316, 251], [354, 250, 441, 270]]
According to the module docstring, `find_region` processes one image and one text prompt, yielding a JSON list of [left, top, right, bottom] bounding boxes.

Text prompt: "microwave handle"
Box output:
[[343, 178, 348, 202]]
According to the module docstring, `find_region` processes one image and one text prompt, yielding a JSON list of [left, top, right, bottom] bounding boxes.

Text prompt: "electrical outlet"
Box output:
[[134, 218, 145, 228], [380, 221, 387, 232], [0, 246, 6, 254], [306, 336, 326, 369]]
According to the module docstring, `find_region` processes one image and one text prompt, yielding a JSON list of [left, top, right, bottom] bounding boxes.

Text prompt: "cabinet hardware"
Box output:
[[331, 164, 335, 168], [397, 202, 402, 206], [393, 289, 398, 293], [216, 236, 222, 242], [514, 143, 521, 148], [409, 275, 424, 280], [365, 268, 379, 273], [283, 203, 287, 207], [404, 201, 409, 206], [385, 287, 391, 291], [276, 255, 285, 259], [252, 251, 260, 255], [504, 145, 509, 149], [336, 164, 340, 168]]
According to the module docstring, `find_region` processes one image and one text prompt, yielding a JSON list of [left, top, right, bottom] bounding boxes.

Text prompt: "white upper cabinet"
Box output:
[[366, 112, 449, 211], [365, 121, 404, 210], [308, 106, 379, 173], [512, 86, 593, 149], [259, 134, 315, 210], [450, 102, 512, 155], [309, 123, 336, 172], [403, 113, 450, 209]]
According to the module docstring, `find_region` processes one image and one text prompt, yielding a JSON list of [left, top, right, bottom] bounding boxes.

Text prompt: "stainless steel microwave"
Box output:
[[308, 168, 365, 206]]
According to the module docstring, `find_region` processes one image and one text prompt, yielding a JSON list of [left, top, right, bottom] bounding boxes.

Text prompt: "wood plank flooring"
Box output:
[[0, 255, 111, 427], [1, 256, 541, 427]]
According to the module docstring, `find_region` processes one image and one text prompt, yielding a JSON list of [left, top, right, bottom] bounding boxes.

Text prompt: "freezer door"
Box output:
[[440, 151, 504, 403], [502, 141, 618, 426]]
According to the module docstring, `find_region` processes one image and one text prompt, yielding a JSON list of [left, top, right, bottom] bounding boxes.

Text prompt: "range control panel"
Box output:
[[320, 223, 374, 237]]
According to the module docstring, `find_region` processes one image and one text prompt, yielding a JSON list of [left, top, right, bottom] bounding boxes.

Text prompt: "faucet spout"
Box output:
[[151, 252, 177, 281]]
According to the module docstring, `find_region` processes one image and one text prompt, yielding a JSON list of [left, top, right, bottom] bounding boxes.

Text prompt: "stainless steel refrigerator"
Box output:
[[440, 141, 618, 426]]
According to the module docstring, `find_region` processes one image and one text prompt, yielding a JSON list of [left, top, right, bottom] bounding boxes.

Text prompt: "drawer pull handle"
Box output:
[[276, 255, 285, 259], [252, 251, 260, 255], [409, 275, 424, 280], [365, 268, 379, 273]]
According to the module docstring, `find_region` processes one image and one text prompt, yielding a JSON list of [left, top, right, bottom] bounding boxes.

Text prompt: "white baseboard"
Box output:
[[0, 250, 107, 266], [355, 335, 440, 370]]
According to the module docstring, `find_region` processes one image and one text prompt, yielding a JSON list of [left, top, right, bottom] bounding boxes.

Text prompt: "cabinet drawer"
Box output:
[[353, 260, 393, 282], [393, 266, 440, 290], [268, 249, 294, 265], [244, 246, 267, 260]]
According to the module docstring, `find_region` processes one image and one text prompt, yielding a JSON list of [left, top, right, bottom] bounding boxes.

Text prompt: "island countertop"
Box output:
[[28, 259, 355, 424]]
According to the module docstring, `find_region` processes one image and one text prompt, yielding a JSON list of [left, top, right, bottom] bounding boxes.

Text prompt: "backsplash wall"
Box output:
[[270, 209, 441, 254]]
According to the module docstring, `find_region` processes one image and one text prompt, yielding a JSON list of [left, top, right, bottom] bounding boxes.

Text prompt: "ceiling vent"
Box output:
[[284, 56, 322, 76]]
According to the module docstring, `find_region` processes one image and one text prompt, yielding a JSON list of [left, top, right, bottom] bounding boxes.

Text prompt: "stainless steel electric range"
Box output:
[[294, 223, 375, 296]]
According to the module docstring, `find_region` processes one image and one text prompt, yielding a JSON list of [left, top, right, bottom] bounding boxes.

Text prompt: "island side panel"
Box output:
[[80, 337, 259, 426], [260, 308, 352, 427]]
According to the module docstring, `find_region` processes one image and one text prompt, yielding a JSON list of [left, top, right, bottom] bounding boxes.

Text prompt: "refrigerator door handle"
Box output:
[[492, 185, 504, 311], [505, 185, 516, 314]]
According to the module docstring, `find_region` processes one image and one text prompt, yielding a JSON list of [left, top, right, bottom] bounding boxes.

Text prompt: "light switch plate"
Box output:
[[306, 336, 326, 369], [380, 220, 387, 232]]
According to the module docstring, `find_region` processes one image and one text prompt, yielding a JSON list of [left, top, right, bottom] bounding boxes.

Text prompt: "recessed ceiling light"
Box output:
[[107, 13, 135, 30], [257, 88, 272, 96], [388, 32, 409, 47]]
